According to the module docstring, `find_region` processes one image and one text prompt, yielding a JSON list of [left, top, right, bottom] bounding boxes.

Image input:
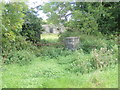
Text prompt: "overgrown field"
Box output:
[[2, 57, 118, 88], [1, 2, 119, 89], [2, 34, 118, 88]]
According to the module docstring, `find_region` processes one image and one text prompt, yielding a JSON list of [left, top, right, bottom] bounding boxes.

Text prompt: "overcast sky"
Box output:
[[27, 0, 49, 20], [3, 0, 48, 20]]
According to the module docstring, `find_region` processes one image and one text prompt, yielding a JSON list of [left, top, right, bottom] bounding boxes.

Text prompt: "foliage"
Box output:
[[79, 34, 116, 53], [40, 47, 71, 59], [60, 46, 118, 74], [21, 8, 43, 43], [40, 34, 118, 74], [2, 56, 118, 88], [2, 35, 40, 65], [91, 47, 118, 69], [1, 1, 119, 88], [2, 35, 37, 56], [5, 50, 36, 65], [112, 44, 118, 59], [59, 32, 117, 53], [38, 46, 118, 74], [1, 33, 118, 88], [41, 2, 119, 35], [1, 2, 42, 65], [65, 10, 98, 35], [96, 2, 119, 34], [41, 2, 71, 24], [2, 2, 28, 41], [1, 2, 29, 56]]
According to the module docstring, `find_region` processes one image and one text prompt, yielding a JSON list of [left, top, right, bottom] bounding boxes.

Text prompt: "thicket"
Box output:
[[37, 2, 119, 74], [20, 8, 43, 43], [59, 32, 118, 53], [41, 2, 119, 52], [1, 2, 118, 88], [36, 43, 118, 74], [1, 2, 119, 71], [41, 2, 119, 35], [1, 2, 42, 65]]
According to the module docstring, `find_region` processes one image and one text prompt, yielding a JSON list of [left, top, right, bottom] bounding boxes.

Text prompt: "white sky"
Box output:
[[3, 0, 49, 20], [27, 0, 49, 20]]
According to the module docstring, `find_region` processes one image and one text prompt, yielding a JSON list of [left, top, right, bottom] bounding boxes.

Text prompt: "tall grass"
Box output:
[[2, 34, 118, 88], [2, 57, 118, 88], [41, 34, 59, 43]]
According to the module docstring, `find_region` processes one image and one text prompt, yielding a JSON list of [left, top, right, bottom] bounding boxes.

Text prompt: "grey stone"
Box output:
[[42, 24, 65, 34], [64, 37, 80, 50]]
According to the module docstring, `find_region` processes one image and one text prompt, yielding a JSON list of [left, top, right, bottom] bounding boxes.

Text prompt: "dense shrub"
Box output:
[[112, 44, 118, 59], [2, 36, 36, 54], [21, 8, 43, 43], [91, 47, 118, 69], [40, 47, 73, 59], [59, 32, 117, 53], [62, 46, 118, 74], [80, 35, 106, 53], [64, 50, 93, 73], [0, 56, 2, 65], [35, 41, 118, 74], [5, 50, 36, 65], [2, 35, 39, 64]]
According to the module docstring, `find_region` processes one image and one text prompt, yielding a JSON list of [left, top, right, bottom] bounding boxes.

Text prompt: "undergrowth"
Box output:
[[2, 34, 118, 88]]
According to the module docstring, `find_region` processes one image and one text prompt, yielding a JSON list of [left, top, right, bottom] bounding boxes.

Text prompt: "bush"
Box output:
[[2, 36, 39, 64], [0, 56, 2, 66], [40, 47, 73, 59], [111, 44, 118, 59], [63, 46, 118, 74], [59, 32, 117, 53], [5, 50, 36, 65], [91, 46, 118, 69], [64, 50, 93, 74], [13, 36, 38, 51], [2, 36, 38, 56], [80, 34, 107, 53]]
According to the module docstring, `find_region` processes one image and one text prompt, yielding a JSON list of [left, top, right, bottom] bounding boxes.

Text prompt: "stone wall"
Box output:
[[42, 24, 65, 34], [64, 37, 80, 50]]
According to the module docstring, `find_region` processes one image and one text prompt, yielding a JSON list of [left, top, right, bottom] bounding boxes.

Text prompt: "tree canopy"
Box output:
[[41, 2, 119, 35], [2, 2, 28, 41], [21, 8, 43, 43]]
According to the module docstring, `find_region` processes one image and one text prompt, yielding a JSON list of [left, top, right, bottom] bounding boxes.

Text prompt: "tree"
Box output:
[[1, 2, 30, 58], [97, 2, 119, 34], [41, 2, 119, 35], [2, 2, 28, 41], [41, 2, 99, 35], [21, 8, 43, 43]]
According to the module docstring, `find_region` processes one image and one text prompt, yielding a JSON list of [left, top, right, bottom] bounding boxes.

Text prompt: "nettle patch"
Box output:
[[5, 50, 36, 65]]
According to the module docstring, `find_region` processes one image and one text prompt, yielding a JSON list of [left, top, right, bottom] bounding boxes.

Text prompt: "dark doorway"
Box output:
[[50, 28, 53, 33]]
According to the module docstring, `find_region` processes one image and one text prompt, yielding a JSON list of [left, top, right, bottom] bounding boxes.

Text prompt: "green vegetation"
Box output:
[[20, 7, 43, 43], [2, 34, 118, 88], [2, 57, 118, 88], [41, 2, 119, 35], [1, 1, 119, 88], [41, 34, 59, 43]]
